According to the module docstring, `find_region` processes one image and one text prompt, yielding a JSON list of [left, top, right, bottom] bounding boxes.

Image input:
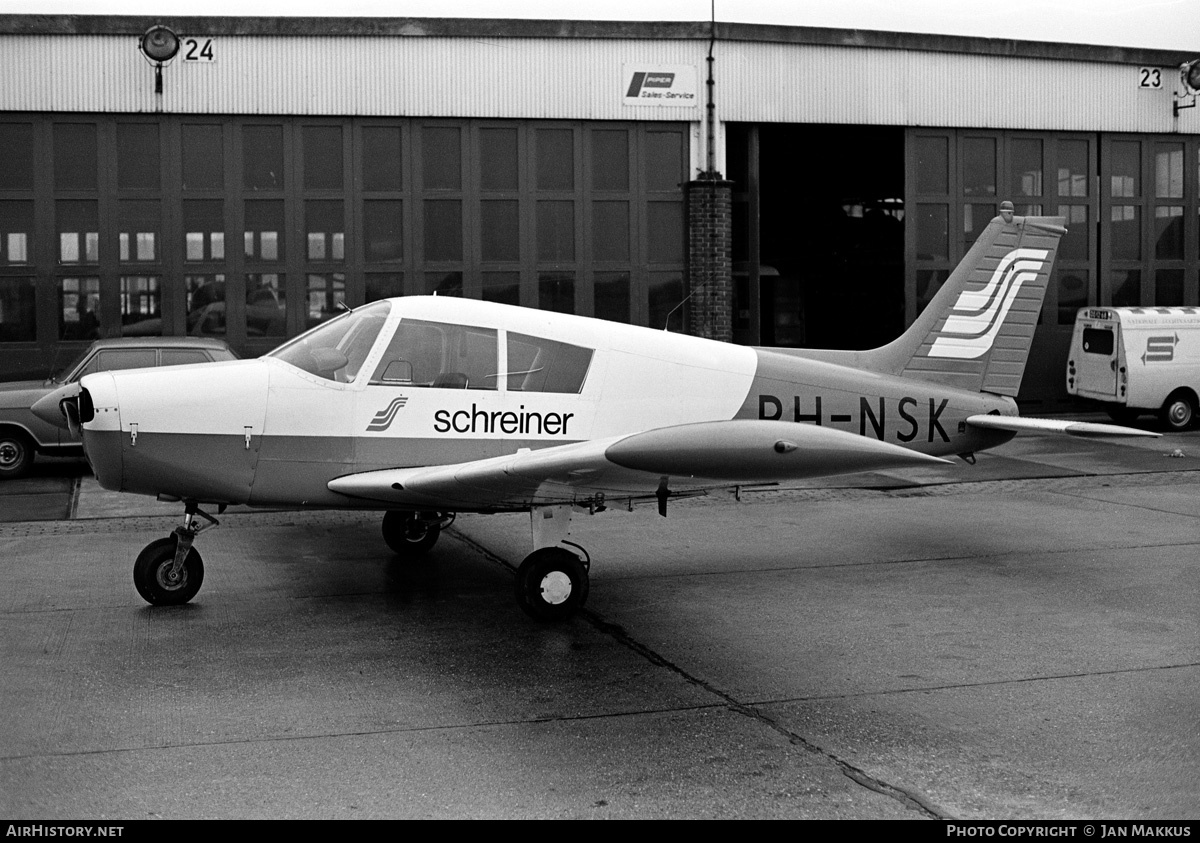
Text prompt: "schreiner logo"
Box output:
[[366, 397, 408, 431], [927, 248, 1049, 360]]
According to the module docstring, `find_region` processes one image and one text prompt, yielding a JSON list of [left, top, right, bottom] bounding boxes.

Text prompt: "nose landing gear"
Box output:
[[133, 503, 219, 606]]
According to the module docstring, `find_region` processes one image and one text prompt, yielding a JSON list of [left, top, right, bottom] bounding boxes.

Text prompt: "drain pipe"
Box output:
[[704, 3, 719, 178]]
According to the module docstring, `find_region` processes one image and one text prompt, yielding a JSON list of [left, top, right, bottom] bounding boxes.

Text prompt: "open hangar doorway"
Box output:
[[728, 124, 906, 350]]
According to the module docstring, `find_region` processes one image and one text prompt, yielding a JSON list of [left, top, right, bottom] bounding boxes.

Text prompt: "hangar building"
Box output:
[[0, 15, 1197, 405]]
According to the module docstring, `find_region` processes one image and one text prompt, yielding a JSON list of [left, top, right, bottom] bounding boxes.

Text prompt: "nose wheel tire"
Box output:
[[514, 547, 589, 621], [381, 510, 442, 557], [134, 536, 205, 606], [0, 431, 34, 480]]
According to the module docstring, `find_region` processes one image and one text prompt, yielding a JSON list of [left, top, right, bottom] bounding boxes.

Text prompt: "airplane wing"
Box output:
[[327, 419, 953, 510], [965, 414, 1160, 438]]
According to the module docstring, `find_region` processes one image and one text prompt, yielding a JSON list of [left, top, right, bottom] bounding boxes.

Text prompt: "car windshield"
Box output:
[[48, 347, 93, 383], [267, 300, 392, 382]]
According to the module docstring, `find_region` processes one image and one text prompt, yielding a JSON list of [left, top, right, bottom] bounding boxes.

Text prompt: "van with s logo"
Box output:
[[1066, 306, 1200, 430]]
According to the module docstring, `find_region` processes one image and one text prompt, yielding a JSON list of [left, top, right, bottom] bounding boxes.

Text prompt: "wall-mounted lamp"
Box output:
[[1174, 59, 1200, 116], [138, 25, 180, 95]]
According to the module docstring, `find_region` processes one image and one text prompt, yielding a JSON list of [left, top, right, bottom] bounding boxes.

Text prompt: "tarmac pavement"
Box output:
[[1, 422, 1198, 819]]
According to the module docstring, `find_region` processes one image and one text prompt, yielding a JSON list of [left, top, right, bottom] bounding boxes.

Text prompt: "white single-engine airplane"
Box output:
[[50, 203, 1156, 620]]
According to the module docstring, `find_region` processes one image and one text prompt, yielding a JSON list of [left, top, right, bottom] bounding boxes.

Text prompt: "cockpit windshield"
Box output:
[[267, 300, 391, 382]]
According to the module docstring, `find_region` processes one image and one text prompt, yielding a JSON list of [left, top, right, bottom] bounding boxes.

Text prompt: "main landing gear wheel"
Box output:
[[133, 536, 204, 606], [382, 510, 450, 557], [514, 547, 589, 622]]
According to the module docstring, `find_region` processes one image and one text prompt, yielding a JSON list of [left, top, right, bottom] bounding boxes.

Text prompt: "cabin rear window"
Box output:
[[1082, 327, 1114, 356], [506, 333, 593, 394]]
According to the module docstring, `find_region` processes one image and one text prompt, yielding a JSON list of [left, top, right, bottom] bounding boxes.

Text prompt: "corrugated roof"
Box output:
[[0, 15, 1189, 67]]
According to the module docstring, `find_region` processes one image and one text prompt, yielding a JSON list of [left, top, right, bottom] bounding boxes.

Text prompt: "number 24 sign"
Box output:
[[182, 38, 215, 63]]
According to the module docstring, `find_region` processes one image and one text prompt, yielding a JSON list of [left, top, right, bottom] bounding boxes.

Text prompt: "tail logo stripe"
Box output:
[[928, 248, 1048, 360]]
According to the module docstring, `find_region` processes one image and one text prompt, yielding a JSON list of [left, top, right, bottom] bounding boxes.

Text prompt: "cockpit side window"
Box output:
[[370, 319, 499, 390], [506, 333, 593, 393]]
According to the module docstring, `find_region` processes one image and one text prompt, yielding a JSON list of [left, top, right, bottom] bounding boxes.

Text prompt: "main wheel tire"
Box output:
[[382, 510, 440, 557], [514, 547, 589, 622], [0, 430, 34, 480], [1160, 391, 1197, 431], [133, 536, 204, 606]]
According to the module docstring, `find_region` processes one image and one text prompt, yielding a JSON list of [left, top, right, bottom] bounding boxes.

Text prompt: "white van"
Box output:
[[1066, 306, 1200, 430]]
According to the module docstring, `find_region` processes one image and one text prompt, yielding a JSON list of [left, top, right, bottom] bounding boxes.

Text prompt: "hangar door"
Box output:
[[727, 124, 906, 351]]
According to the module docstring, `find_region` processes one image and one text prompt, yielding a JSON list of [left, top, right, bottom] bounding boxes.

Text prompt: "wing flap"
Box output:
[[965, 414, 1160, 438], [327, 420, 952, 509]]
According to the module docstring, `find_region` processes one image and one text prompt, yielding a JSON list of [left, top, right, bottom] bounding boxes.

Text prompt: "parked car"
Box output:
[[0, 337, 238, 479]]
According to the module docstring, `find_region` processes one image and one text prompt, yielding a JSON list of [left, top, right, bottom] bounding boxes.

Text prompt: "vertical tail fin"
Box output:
[[876, 203, 1066, 396]]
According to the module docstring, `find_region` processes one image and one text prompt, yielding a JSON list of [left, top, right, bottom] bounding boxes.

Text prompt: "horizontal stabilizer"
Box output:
[[965, 414, 1160, 438]]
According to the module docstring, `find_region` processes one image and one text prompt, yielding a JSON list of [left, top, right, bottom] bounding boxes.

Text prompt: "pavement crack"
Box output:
[[583, 610, 948, 819], [449, 528, 948, 818], [747, 661, 1200, 707]]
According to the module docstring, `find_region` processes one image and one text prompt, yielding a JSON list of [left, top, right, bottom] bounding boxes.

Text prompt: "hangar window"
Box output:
[[57, 201, 99, 264], [482, 271, 519, 306], [58, 277, 102, 340], [246, 273, 287, 338], [480, 128, 518, 191], [423, 127, 462, 190], [363, 127, 403, 190], [54, 124, 97, 191], [0, 277, 35, 342], [182, 124, 224, 190], [505, 333, 592, 393], [184, 200, 225, 262], [243, 126, 284, 191], [186, 275, 226, 336], [303, 126, 343, 191], [118, 200, 159, 262], [120, 276, 161, 335], [245, 201, 284, 261], [117, 124, 161, 191], [0, 201, 32, 264], [364, 201, 403, 262], [370, 318, 498, 390], [306, 272, 345, 328], [0, 123, 33, 191], [305, 200, 344, 261]]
